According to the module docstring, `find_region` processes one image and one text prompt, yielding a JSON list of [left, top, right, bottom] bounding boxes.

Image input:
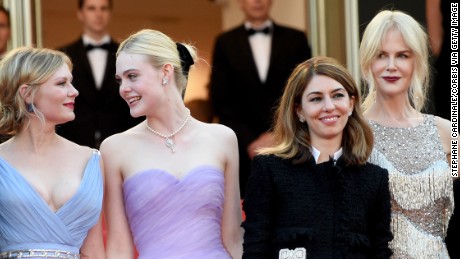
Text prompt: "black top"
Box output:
[[242, 154, 393, 259]]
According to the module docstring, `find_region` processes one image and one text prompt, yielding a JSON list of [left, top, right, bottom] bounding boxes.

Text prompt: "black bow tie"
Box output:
[[247, 26, 271, 36], [85, 43, 110, 51]]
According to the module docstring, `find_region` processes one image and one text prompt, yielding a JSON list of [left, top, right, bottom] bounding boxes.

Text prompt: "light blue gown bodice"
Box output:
[[0, 150, 103, 257]]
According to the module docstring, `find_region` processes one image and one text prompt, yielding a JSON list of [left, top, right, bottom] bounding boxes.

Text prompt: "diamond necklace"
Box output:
[[146, 108, 191, 153]]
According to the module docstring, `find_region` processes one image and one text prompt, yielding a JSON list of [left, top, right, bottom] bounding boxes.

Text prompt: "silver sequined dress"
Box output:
[[368, 114, 454, 259]]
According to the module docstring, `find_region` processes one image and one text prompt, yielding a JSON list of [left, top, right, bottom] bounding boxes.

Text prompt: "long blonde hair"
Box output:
[[360, 10, 430, 112], [259, 57, 373, 166]]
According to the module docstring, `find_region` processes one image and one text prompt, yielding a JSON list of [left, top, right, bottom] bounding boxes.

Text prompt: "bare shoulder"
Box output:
[[100, 132, 126, 153], [52, 137, 99, 174], [434, 116, 451, 138], [100, 126, 142, 156], [434, 115, 451, 155], [59, 136, 95, 160], [194, 122, 239, 176], [199, 122, 237, 143]]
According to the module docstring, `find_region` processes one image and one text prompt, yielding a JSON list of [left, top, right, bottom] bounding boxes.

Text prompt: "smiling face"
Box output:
[[31, 64, 78, 125], [371, 29, 415, 99], [115, 52, 164, 118], [296, 75, 354, 147]]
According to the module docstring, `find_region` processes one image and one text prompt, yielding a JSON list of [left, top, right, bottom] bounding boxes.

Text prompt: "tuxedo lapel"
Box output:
[[73, 39, 98, 104], [99, 40, 117, 95], [235, 26, 263, 85], [266, 23, 282, 84], [78, 39, 97, 87]]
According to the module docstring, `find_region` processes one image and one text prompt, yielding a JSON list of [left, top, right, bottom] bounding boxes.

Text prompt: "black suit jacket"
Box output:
[[242, 155, 393, 259], [57, 37, 142, 148], [210, 23, 311, 196]]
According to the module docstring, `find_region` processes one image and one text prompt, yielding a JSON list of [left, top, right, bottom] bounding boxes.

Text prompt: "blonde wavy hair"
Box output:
[[360, 10, 430, 112], [0, 47, 72, 135]]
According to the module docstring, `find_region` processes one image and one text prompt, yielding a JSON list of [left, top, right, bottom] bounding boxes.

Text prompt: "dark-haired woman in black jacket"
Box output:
[[242, 57, 393, 259]]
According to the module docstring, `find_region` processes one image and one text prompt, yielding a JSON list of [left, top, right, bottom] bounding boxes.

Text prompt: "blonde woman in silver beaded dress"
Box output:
[[360, 10, 453, 258]]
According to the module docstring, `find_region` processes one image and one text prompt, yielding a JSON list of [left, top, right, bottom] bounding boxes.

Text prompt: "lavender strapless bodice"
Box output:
[[123, 165, 231, 259]]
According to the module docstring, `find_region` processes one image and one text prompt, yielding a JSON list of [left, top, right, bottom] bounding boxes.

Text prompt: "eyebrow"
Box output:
[[306, 87, 346, 96], [379, 49, 412, 54], [116, 68, 138, 77], [52, 76, 72, 82]]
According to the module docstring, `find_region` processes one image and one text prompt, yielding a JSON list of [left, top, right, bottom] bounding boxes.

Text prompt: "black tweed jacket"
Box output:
[[242, 154, 393, 259]]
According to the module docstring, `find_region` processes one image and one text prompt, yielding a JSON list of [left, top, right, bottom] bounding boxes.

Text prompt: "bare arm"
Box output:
[[426, 0, 443, 57], [80, 159, 106, 259], [221, 128, 244, 258], [100, 139, 135, 259], [435, 116, 452, 166], [80, 216, 106, 259]]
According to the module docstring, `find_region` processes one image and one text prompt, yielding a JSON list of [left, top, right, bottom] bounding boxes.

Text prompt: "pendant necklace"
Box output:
[[146, 108, 191, 153]]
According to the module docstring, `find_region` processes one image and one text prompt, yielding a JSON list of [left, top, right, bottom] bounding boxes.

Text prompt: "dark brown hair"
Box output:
[[78, 0, 113, 9], [259, 56, 374, 166]]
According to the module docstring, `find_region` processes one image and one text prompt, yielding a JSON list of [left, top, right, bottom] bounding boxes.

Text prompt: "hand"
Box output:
[[247, 132, 274, 159]]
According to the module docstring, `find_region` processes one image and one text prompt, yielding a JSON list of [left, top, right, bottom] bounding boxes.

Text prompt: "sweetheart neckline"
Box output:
[[123, 164, 223, 185]]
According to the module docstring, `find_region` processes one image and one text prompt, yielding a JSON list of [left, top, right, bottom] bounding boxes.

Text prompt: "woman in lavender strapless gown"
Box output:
[[101, 29, 243, 259]]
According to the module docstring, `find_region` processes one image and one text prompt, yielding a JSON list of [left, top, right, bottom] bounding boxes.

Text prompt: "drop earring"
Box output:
[[162, 77, 168, 86], [348, 111, 352, 116], [26, 103, 34, 113], [299, 116, 305, 123]]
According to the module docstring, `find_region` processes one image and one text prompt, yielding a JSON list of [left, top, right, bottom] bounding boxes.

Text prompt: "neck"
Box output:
[[366, 94, 420, 126], [13, 124, 58, 154], [84, 30, 108, 42], [247, 18, 269, 28], [146, 107, 191, 137], [145, 107, 191, 153]]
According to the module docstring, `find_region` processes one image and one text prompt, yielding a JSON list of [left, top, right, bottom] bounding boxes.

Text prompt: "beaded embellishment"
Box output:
[[368, 115, 453, 258]]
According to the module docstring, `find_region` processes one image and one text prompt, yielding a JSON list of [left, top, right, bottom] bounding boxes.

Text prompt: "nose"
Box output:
[[68, 84, 79, 97], [119, 82, 131, 95], [322, 97, 335, 112], [386, 57, 396, 71]]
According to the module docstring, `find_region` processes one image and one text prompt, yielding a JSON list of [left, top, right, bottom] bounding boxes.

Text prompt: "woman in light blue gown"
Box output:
[[0, 47, 105, 259], [101, 29, 243, 259]]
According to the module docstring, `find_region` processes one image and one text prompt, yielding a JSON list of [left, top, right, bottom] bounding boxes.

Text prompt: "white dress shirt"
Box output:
[[245, 21, 272, 83], [311, 146, 343, 164], [82, 34, 110, 90]]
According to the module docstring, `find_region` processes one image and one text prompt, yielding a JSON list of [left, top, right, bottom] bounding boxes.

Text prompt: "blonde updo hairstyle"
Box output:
[[0, 47, 72, 135], [360, 10, 430, 112], [117, 29, 198, 98]]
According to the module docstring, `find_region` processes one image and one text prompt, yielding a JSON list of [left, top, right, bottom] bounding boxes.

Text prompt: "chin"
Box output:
[[129, 110, 144, 118], [63, 115, 76, 123]]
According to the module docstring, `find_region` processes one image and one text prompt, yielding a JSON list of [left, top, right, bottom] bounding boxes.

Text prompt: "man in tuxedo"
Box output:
[[210, 0, 311, 197], [58, 0, 141, 148]]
